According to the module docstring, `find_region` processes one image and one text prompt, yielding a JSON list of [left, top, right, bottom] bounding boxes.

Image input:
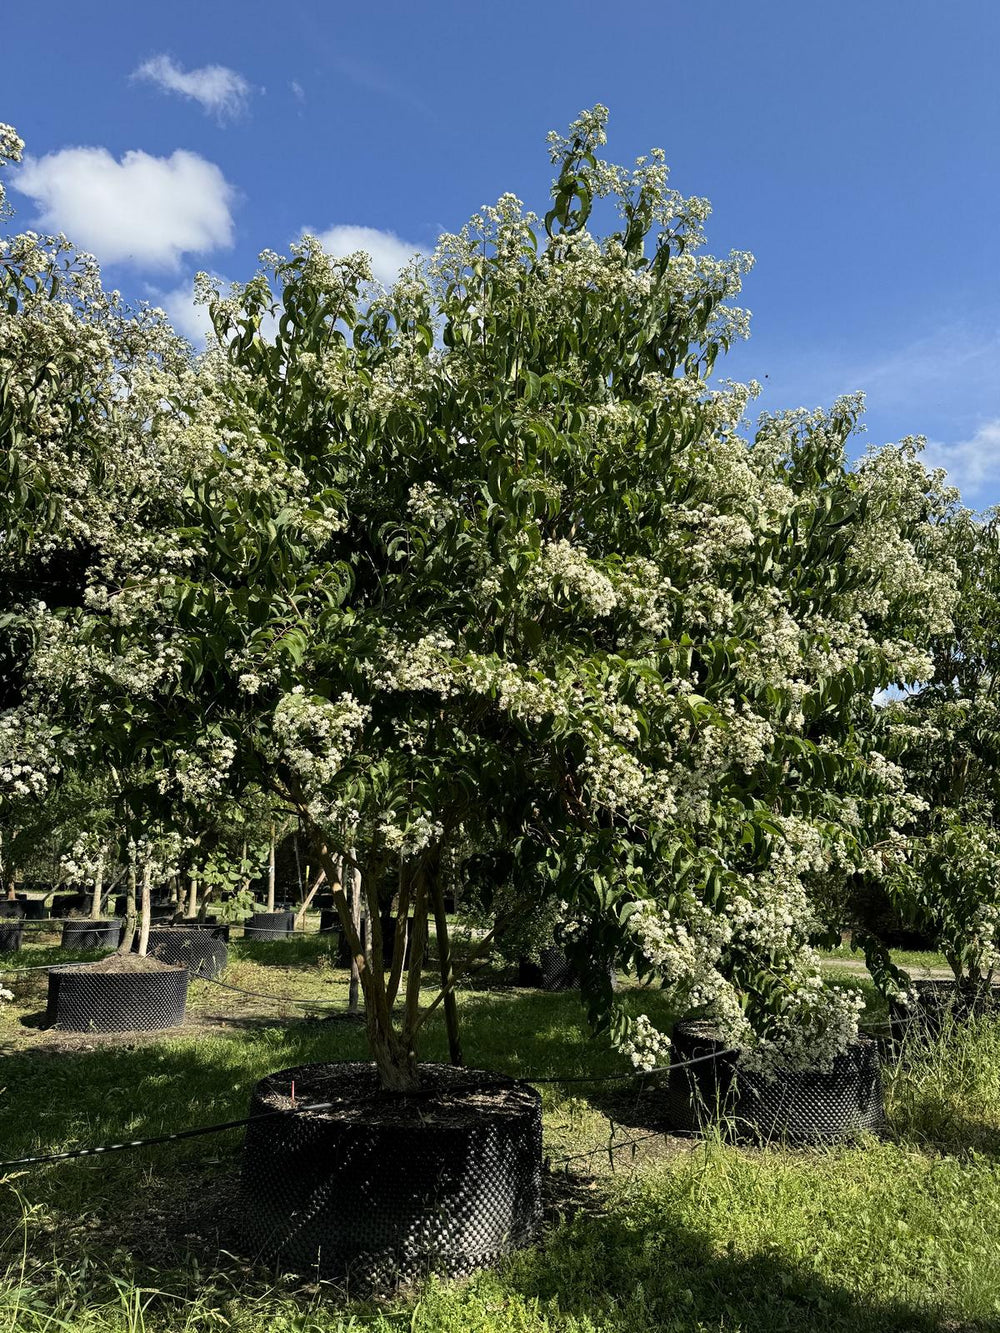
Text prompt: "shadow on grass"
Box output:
[[511, 1183, 954, 1333]]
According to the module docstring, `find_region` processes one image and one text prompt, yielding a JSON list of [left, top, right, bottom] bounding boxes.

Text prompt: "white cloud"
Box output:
[[14, 146, 236, 270], [131, 55, 251, 121], [312, 224, 423, 287], [291, 80, 305, 103], [152, 277, 216, 346], [921, 418, 1000, 502]]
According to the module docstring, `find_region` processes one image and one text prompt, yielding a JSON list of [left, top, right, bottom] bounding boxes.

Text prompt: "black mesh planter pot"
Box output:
[[335, 916, 411, 970], [16, 896, 49, 920], [139, 926, 229, 979], [50, 892, 88, 918], [244, 911, 296, 941], [319, 908, 341, 937], [0, 902, 24, 953], [60, 919, 122, 951], [665, 1022, 886, 1144], [889, 979, 1000, 1042], [46, 963, 189, 1032], [240, 1062, 542, 1283], [517, 947, 576, 992]]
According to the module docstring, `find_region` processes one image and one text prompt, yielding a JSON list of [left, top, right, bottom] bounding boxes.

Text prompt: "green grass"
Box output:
[[2, 940, 1000, 1330]]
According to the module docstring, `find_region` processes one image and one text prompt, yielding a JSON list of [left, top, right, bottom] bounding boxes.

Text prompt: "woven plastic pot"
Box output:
[[16, 896, 49, 920], [665, 1022, 886, 1144], [244, 911, 296, 941], [139, 926, 228, 979], [46, 964, 188, 1032], [335, 915, 411, 970], [0, 902, 24, 953], [60, 919, 122, 951], [517, 947, 576, 992], [50, 892, 88, 918], [319, 908, 341, 936], [240, 1061, 542, 1283], [889, 979, 1000, 1041]]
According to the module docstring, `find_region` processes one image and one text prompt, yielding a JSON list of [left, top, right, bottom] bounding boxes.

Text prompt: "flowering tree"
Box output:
[[0, 110, 958, 1089], [881, 510, 1000, 985]]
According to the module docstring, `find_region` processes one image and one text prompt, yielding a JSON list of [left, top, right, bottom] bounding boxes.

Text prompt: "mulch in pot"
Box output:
[[239, 1061, 541, 1285]]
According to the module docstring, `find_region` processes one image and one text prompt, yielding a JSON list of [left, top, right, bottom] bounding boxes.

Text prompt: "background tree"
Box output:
[[881, 510, 1000, 985]]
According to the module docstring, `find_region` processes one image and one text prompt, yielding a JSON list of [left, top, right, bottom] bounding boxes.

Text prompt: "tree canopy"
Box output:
[[0, 108, 963, 1087]]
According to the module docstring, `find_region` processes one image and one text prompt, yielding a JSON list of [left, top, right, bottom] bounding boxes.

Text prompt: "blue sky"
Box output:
[[3, 0, 998, 506]]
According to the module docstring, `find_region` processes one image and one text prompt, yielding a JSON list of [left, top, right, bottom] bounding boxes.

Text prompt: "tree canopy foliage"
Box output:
[[0, 108, 967, 1086]]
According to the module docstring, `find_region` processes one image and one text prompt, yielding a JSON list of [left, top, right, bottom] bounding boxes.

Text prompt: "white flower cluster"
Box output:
[[378, 812, 445, 857], [621, 1014, 673, 1072], [156, 733, 238, 803], [272, 688, 369, 795], [407, 481, 457, 528], [0, 707, 67, 799], [370, 632, 459, 698], [524, 539, 617, 618]]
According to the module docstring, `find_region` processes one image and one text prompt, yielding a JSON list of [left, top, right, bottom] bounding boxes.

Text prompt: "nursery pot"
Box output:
[[0, 901, 24, 953], [60, 919, 122, 951], [137, 926, 229, 979], [888, 978, 1000, 1041], [243, 910, 295, 941], [319, 908, 340, 936], [239, 1061, 542, 1283], [46, 962, 188, 1032], [517, 947, 576, 992], [49, 892, 88, 918], [16, 895, 49, 920], [335, 915, 411, 969], [665, 1022, 886, 1144]]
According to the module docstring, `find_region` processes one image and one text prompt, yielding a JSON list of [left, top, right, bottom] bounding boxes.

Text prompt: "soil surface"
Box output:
[[257, 1060, 539, 1126], [58, 953, 180, 975]]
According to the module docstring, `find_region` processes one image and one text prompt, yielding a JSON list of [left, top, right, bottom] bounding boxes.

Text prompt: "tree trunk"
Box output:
[[267, 823, 276, 911], [120, 864, 138, 952], [89, 851, 105, 919], [187, 874, 198, 919], [431, 870, 463, 1066], [137, 864, 152, 957], [401, 866, 430, 1051], [348, 858, 361, 1015]]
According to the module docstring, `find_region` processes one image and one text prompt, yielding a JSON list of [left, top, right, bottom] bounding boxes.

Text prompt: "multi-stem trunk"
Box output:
[[309, 837, 422, 1091]]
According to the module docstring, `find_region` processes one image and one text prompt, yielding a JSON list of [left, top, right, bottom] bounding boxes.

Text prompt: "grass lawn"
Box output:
[[1, 929, 998, 1331]]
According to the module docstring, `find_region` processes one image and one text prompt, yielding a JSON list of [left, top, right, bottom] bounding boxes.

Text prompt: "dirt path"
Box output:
[[821, 957, 955, 980]]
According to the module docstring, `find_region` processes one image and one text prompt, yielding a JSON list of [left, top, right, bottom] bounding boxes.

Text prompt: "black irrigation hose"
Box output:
[[0, 1101, 337, 1171], [0, 1047, 746, 1175]]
